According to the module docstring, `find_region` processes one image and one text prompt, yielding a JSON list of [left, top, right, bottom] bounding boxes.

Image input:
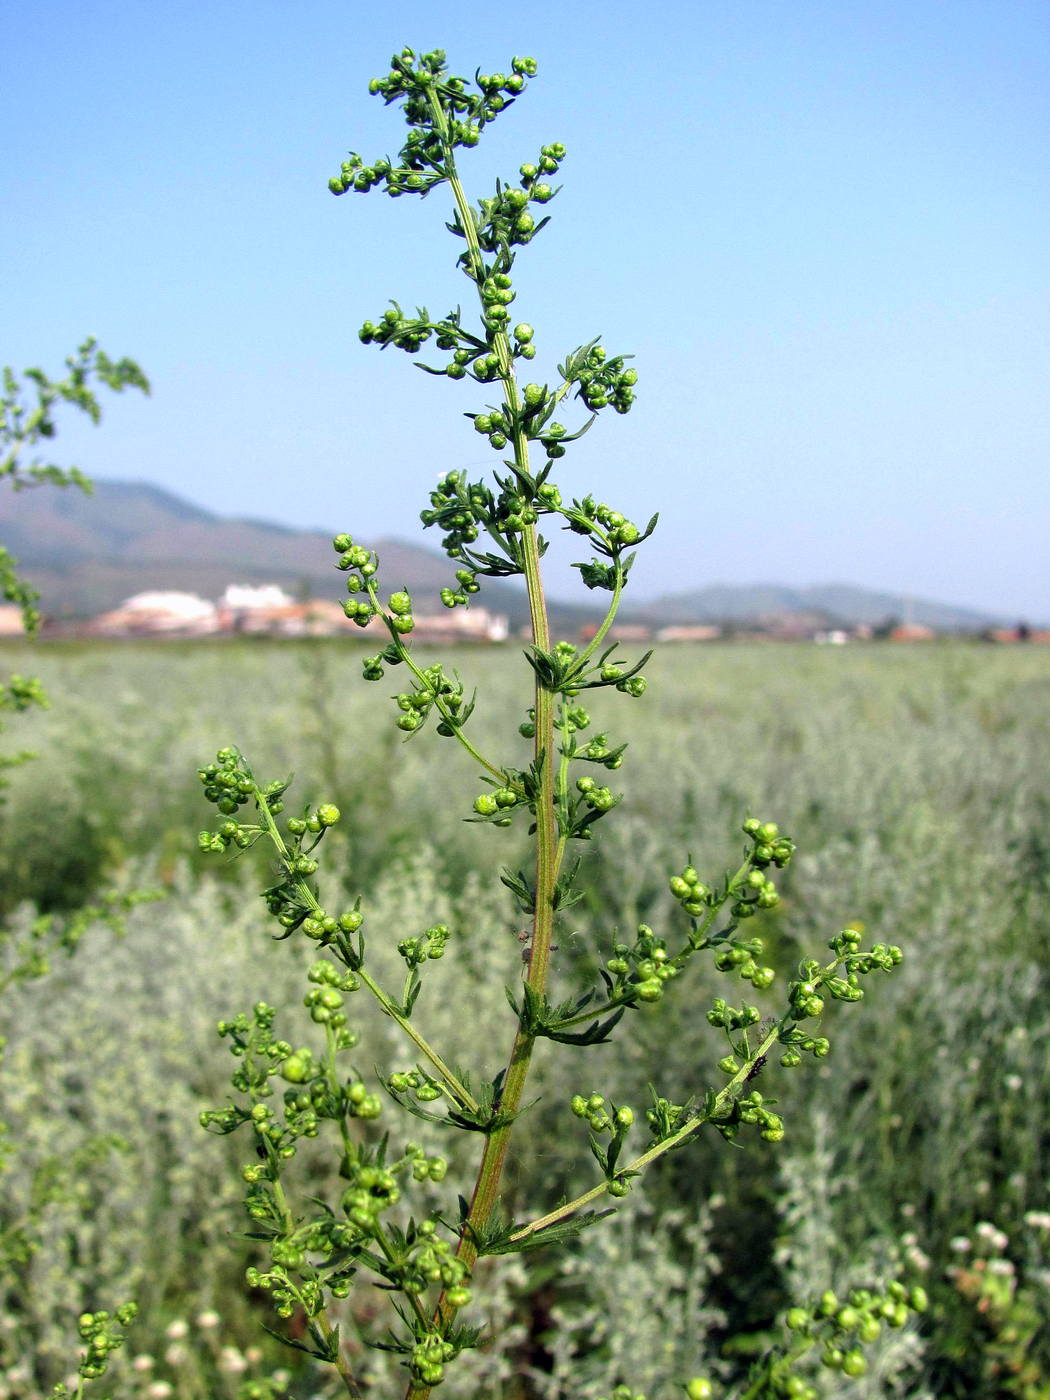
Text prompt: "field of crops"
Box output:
[[2, 637, 1048, 1399]]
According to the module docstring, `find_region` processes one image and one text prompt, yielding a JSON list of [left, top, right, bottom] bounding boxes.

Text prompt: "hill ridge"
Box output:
[[0, 477, 1006, 630]]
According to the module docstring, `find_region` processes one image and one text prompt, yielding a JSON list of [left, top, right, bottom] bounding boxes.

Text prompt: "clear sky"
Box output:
[[3, 1, 1047, 618]]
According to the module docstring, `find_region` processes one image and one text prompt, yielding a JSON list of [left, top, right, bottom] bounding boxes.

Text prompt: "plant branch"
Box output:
[[251, 784, 479, 1114], [508, 1021, 786, 1245]]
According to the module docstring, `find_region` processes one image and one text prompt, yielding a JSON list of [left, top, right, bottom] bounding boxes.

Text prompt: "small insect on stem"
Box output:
[[745, 1054, 767, 1084]]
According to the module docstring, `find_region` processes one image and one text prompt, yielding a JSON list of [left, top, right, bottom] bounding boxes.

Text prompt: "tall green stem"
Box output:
[[403, 94, 566, 1400]]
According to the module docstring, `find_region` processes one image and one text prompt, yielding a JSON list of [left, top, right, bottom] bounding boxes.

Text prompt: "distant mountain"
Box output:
[[635, 582, 1001, 632], [0, 478, 570, 630], [1, 478, 1005, 634]]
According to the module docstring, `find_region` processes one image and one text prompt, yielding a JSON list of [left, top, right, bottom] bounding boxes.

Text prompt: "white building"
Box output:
[[90, 591, 219, 636], [221, 584, 295, 611]]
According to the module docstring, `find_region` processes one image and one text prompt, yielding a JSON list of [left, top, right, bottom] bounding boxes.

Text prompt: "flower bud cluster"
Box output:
[[787, 967, 828, 1020], [196, 745, 280, 830], [712, 934, 776, 990], [202, 994, 471, 1342], [494, 479, 539, 534], [707, 997, 762, 1032], [828, 925, 904, 973], [388, 1068, 445, 1104], [361, 641, 403, 681], [777, 1281, 927, 1389], [396, 1220, 469, 1309], [669, 863, 712, 916], [785, 933, 902, 1021], [473, 403, 523, 455], [244, 1261, 324, 1320], [387, 662, 472, 739], [404, 1142, 449, 1184], [477, 269, 516, 334], [570, 1092, 633, 1136], [562, 494, 656, 592], [0, 672, 48, 713], [473, 143, 565, 255], [645, 1091, 691, 1143], [302, 961, 356, 1027], [569, 1094, 635, 1196], [342, 1163, 400, 1226], [420, 469, 487, 556], [358, 303, 444, 354], [411, 1333, 458, 1388], [472, 780, 523, 827], [333, 532, 381, 626], [573, 342, 638, 415], [440, 567, 481, 609], [743, 817, 796, 868], [605, 923, 679, 1004], [565, 493, 642, 548], [730, 1088, 784, 1143], [398, 923, 450, 968], [575, 729, 626, 770], [329, 51, 538, 203], [575, 774, 620, 814], [598, 661, 648, 696], [76, 1304, 138, 1380]]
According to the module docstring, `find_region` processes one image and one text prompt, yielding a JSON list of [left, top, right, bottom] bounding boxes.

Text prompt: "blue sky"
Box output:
[[3, 1, 1047, 617]]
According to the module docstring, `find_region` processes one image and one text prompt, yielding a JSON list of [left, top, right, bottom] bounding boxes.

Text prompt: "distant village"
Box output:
[[0, 583, 1045, 646]]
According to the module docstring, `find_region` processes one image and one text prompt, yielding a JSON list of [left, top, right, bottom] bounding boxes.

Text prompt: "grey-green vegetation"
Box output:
[[1, 637, 1047, 1397]]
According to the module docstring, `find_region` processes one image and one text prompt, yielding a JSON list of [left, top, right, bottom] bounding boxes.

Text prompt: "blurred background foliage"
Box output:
[[1, 638, 1047, 1398]]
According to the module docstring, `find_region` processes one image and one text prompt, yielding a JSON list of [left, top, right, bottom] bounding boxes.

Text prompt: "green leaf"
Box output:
[[259, 1323, 332, 1361], [475, 1209, 614, 1257]]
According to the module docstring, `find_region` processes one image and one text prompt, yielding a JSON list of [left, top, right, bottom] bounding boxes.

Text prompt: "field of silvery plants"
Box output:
[[2, 637, 1048, 1399]]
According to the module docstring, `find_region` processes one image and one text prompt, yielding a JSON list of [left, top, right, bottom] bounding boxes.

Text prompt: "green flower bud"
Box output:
[[841, 1351, 868, 1378]]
